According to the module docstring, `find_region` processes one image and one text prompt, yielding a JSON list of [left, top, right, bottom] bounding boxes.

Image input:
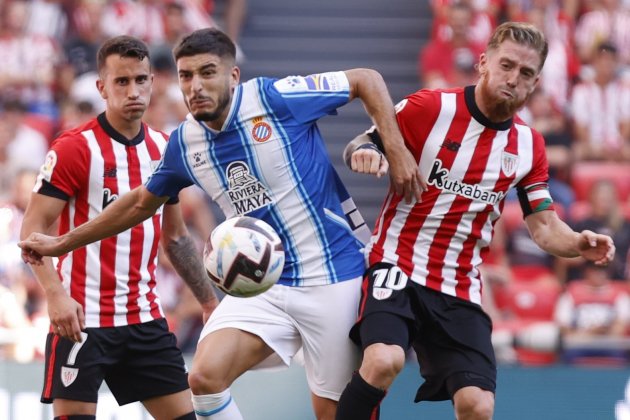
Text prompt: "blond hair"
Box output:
[[487, 22, 548, 71]]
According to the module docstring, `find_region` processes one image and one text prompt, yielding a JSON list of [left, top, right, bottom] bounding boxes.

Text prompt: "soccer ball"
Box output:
[[203, 216, 285, 297]]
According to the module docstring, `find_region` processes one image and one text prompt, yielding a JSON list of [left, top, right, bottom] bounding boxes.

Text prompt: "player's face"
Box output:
[[477, 40, 541, 121], [177, 53, 240, 129], [97, 55, 152, 123]]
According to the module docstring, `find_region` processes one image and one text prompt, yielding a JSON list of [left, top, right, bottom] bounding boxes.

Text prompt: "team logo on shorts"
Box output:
[[61, 366, 79, 387], [252, 117, 272, 143], [373, 287, 393, 300]]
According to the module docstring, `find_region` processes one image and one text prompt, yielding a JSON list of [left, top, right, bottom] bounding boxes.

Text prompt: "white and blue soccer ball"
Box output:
[[203, 216, 285, 298]]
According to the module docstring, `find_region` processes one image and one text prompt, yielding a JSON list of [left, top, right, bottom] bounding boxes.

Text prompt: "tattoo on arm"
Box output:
[[165, 235, 218, 306]]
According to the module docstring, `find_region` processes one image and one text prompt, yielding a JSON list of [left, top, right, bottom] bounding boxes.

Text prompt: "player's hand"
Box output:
[[19, 233, 65, 265], [350, 147, 389, 178], [386, 146, 426, 203], [47, 290, 86, 343], [576, 230, 615, 266]]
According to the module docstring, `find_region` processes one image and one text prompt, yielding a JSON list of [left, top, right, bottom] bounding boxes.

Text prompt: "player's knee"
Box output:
[[188, 365, 230, 394], [454, 387, 494, 420], [360, 343, 405, 387]]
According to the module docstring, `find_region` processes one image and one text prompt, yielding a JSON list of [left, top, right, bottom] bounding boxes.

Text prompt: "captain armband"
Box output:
[[517, 183, 555, 217]]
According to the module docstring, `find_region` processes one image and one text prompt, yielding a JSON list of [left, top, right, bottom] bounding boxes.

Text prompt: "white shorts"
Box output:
[[199, 277, 362, 401]]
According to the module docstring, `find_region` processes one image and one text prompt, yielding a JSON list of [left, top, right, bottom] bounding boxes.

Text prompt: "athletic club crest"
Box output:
[[61, 366, 79, 387], [501, 151, 519, 177], [251, 117, 272, 143], [373, 287, 392, 300]]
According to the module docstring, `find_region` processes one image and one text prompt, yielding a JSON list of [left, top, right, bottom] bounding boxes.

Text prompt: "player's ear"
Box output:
[[477, 53, 488, 76], [96, 78, 107, 100], [230, 66, 240, 89]]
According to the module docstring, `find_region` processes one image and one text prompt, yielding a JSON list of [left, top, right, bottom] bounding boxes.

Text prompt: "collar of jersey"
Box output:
[[97, 112, 145, 146], [465, 85, 513, 131]]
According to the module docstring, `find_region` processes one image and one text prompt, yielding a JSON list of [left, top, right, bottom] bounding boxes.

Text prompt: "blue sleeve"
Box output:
[[270, 72, 350, 123], [145, 125, 194, 198]]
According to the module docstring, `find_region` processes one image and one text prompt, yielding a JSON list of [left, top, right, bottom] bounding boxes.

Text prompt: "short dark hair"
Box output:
[[97, 36, 150, 74], [172, 28, 236, 63], [596, 41, 618, 56]]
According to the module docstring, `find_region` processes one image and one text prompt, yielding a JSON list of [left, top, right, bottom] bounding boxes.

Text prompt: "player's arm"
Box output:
[[344, 68, 425, 203], [161, 202, 219, 321], [525, 209, 615, 265], [20, 185, 168, 262], [20, 193, 85, 342]]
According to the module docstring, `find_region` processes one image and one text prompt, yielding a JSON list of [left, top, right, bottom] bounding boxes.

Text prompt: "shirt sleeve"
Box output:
[[271, 72, 350, 123], [33, 132, 90, 199], [516, 129, 555, 216], [145, 126, 194, 198], [395, 90, 442, 160]]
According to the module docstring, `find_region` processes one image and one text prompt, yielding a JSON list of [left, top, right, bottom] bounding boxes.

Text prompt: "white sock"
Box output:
[[192, 389, 244, 420]]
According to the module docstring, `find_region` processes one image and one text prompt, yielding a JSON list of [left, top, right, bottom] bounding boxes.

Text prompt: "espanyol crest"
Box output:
[[501, 151, 519, 177]]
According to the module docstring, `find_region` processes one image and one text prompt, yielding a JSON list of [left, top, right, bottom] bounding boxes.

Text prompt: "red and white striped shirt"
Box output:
[[367, 86, 552, 305], [34, 114, 168, 327]]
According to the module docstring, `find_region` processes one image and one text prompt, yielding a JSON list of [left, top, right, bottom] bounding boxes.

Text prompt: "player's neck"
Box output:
[[104, 112, 143, 140]]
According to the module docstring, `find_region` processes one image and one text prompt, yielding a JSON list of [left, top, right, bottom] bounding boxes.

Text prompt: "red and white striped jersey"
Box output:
[[34, 114, 168, 327], [367, 86, 553, 305]]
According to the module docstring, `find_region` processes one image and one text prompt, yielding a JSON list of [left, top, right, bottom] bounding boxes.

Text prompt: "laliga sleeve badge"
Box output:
[[61, 366, 79, 387], [41, 150, 58, 182]]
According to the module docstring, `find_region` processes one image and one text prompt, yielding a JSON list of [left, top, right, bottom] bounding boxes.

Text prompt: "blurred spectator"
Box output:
[[554, 262, 630, 364], [0, 100, 49, 202], [0, 0, 61, 117], [520, 89, 575, 211], [431, 0, 497, 47], [0, 170, 47, 317], [23, 0, 69, 40], [0, 282, 34, 362], [420, 2, 485, 88], [569, 179, 630, 281], [525, 5, 579, 110], [101, 0, 166, 45], [574, 0, 630, 65], [570, 43, 630, 162], [59, 0, 107, 111], [57, 99, 97, 133]]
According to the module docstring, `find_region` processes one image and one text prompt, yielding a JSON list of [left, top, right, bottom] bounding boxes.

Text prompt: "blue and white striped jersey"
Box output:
[[146, 72, 370, 287]]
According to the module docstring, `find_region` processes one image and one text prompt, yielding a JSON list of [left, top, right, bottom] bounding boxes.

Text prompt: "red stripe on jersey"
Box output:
[[125, 144, 144, 324], [454, 125, 520, 299], [369, 91, 441, 269], [95, 126, 119, 327], [43, 334, 60, 399], [69, 180, 90, 313]]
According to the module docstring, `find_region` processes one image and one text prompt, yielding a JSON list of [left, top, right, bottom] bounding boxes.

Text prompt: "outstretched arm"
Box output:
[[20, 185, 168, 263], [345, 68, 426, 203], [525, 210, 615, 265], [161, 202, 219, 321]]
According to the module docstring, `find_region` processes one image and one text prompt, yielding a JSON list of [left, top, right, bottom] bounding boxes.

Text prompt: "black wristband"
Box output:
[[355, 143, 383, 154]]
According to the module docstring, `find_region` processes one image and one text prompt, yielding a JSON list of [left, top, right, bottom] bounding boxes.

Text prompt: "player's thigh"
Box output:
[[53, 400, 96, 417], [195, 289, 301, 377], [192, 327, 275, 385], [290, 277, 362, 401]]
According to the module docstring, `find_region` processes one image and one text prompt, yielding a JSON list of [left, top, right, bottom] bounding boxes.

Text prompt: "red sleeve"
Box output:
[[395, 89, 442, 161], [37, 131, 90, 198]]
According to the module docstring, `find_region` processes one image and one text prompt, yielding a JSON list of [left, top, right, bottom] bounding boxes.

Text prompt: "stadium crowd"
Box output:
[[1, 0, 630, 368]]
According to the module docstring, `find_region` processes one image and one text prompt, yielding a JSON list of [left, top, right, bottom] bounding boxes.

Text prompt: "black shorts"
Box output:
[[41, 318, 189, 406], [350, 263, 496, 403]]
